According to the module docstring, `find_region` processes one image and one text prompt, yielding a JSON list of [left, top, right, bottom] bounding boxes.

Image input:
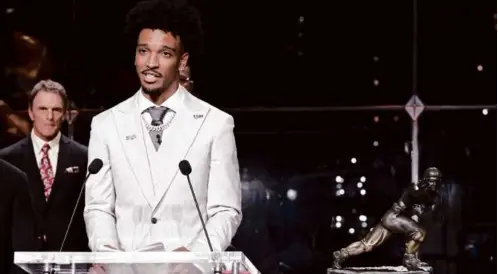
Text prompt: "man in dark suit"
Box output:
[[0, 79, 89, 252], [0, 159, 37, 273]]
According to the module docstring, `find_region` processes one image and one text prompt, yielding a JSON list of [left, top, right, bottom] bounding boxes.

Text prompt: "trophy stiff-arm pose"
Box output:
[[332, 167, 443, 271]]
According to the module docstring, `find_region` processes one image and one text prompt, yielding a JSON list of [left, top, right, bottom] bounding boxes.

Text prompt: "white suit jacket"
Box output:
[[84, 87, 242, 253]]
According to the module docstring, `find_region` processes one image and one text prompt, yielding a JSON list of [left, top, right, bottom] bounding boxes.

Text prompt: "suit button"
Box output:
[[151, 217, 157, 224]]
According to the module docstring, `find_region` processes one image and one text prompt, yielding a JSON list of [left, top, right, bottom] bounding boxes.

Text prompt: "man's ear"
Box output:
[[179, 52, 189, 71], [28, 106, 34, 121]]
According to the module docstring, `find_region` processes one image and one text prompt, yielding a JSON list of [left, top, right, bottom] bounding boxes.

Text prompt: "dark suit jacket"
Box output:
[[0, 134, 90, 252], [0, 159, 37, 273]]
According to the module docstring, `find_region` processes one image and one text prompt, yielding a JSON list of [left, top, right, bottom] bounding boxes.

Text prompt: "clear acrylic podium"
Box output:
[[15, 251, 261, 274]]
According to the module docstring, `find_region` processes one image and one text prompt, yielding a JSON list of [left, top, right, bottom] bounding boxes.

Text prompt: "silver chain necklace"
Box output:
[[143, 110, 176, 132]]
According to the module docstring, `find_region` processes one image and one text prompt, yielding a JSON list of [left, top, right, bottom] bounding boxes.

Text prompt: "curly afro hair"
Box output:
[[124, 0, 204, 58]]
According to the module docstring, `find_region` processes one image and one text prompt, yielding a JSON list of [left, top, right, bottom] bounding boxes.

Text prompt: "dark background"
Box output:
[[0, 0, 496, 273]]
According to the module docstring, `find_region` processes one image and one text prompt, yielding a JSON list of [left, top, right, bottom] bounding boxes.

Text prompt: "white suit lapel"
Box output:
[[113, 93, 155, 207], [152, 89, 210, 211]]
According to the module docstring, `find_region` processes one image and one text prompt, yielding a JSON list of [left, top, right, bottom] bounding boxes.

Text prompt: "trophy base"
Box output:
[[327, 265, 433, 274]]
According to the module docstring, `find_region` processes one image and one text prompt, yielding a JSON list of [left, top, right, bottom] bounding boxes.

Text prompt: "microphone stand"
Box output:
[[42, 263, 57, 274], [185, 173, 224, 274], [209, 251, 223, 274], [54, 159, 102, 274], [213, 262, 223, 274], [182, 163, 224, 274]]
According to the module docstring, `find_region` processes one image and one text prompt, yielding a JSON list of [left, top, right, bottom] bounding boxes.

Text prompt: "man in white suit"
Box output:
[[84, 0, 242, 259]]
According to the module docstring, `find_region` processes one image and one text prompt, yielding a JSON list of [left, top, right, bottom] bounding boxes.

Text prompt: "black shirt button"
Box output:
[[151, 217, 157, 224]]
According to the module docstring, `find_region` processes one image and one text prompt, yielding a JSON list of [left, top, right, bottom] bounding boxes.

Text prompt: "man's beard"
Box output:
[[142, 86, 163, 95]]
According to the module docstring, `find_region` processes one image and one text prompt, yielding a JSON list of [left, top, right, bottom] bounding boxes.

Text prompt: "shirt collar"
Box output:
[[31, 130, 61, 153], [138, 84, 184, 114]]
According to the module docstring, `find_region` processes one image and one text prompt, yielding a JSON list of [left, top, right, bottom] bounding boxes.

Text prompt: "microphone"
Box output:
[[59, 159, 103, 252], [178, 160, 214, 252]]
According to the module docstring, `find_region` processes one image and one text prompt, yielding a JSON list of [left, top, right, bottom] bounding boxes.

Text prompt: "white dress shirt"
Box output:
[[31, 130, 61, 174]]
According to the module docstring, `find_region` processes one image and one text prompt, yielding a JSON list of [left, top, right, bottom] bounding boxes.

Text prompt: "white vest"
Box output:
[[139, 115, 175, 196]]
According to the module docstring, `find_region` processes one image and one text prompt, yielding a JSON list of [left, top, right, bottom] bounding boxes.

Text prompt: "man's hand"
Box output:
[[88, 264, 106, 274], [102, 244, 121, 251], [169, 247, 192, 273], [173, 246, 189, 252]]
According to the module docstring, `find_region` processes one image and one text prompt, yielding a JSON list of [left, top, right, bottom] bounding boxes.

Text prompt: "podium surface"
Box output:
[[15, 251, 260, 274]]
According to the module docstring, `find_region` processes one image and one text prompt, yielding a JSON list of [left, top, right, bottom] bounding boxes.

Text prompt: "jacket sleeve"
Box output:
[[83, 117, 119, 251]]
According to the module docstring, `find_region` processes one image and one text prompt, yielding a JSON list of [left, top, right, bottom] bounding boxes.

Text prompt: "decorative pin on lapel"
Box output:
[[193, 114, 204, 119], [126, 134, 136, 140]]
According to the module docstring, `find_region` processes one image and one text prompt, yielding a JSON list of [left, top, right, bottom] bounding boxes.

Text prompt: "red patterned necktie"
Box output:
[[40, 143, 55, 200]]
